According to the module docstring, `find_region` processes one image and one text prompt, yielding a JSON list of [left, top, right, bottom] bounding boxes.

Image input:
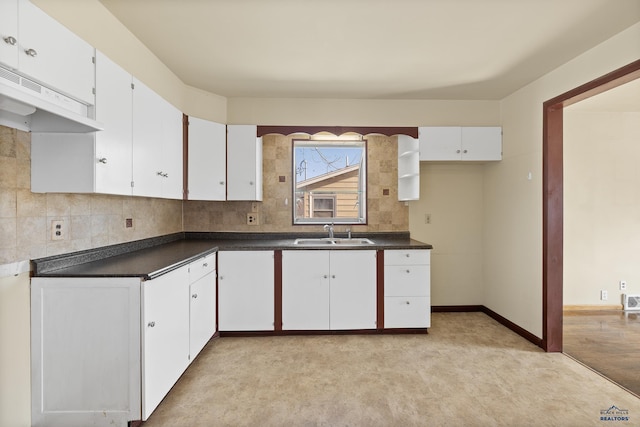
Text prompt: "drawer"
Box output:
[[384, 296, 430, 328], [189, 253, 216, 283], [384, 265, 430, 296], [384, 249, 430, 266]]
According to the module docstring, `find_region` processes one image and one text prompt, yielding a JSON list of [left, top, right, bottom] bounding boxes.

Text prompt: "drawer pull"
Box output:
[[203, 263, 208, 267], [192, 294, 198, 299], [147, 321, 155, 327], [405, 254, 410, 258]]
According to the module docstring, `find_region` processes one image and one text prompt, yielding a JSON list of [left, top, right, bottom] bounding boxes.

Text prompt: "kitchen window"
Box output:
[[293, 138, 367, 225]]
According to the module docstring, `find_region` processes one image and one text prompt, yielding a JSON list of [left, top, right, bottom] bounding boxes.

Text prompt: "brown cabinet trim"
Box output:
[[257, 125, 418, 138]]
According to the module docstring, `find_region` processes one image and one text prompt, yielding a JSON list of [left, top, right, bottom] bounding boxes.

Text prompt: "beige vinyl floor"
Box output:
[[143, 312, 640, 426]]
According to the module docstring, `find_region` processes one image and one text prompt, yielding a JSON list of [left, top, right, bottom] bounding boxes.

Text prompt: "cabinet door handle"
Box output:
[[323, 275, 328, 279], [463, 149, 468, 154], [406, 269, 411, 274], [405, 254, 410, 258], [456, 149, 461, 154], [219, 181, 225, 185], [97, 157, 107, 164], [219, 276, 224, 280], [331, 275, 336, 279], [249, 181, 254, 186], [192, 294, 198, 299], [24, 48, 37, 57], [3, 36, 17, 46], [203, 263, 208, 267], [405, 301, 410, 305], [147, 321, 156, 327]]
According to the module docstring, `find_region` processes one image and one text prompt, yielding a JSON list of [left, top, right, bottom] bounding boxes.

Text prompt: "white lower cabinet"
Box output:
[[142, 267, 190, 419], [218, 250, 274, 331], [282, 250, 377, 330], [31, 253, 218, 427], [384, 249, 431, 328]]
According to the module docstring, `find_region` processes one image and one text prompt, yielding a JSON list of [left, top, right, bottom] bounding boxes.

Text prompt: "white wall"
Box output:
[[564, 111, 640, 306], [409, 163, 484, 306], [486, 22, 640, 337]]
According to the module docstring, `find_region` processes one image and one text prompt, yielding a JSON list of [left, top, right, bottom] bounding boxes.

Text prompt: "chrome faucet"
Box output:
[[346, 227, 351, 239], [323, 223, 334, 239]]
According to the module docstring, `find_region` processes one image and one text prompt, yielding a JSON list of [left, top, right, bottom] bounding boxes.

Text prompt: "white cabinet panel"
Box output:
[[132, 77, 183, 199], [419, 126, 501, 161], [218, 251, 274, 331], [329, 250, 377, 330], [94, 51, 133, 195], [188, 117, 226, 200], [0, 0, 19, 69], [227, 124, 262, 201], [17, 0, 95, 104], [189, 269, 216, 359], [281, 250, 376, 331], [384, 249, 431, 329], [31, 277, 141, 426], [384, 296, 431, 328], [282, 250, 330, 330], [142, 267, 190, 420]]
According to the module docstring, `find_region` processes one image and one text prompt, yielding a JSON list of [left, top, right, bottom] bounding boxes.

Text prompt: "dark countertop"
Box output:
[[32, 232, 432, 279]]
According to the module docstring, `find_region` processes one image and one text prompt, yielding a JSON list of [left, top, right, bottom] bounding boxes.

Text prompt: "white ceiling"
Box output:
[[98, 0, 640, 100]]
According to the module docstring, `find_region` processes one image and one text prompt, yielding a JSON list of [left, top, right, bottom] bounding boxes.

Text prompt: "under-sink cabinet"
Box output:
[[30, 252, 217, 427], [383, 249, 431, 328], [282, 250, 377, 330]]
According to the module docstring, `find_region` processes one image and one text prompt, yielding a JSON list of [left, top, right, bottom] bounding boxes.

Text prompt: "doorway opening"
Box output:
[[542, 59, 640, 352]]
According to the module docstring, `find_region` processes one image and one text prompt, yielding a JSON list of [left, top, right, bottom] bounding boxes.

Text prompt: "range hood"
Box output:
[[0, 65, 102, 133]]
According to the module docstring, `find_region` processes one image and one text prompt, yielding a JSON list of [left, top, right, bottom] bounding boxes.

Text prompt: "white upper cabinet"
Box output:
[[419, 126, 502, 161], [226, 124, 263, 201], [132, 77, 183, 200], [397, 134, 420, 201], [1, 0, 95, 105], [187, 116, 226, 201], [0, 0, 19, 69], [94, 51, 133, 195], [30, 51, 134, 196]]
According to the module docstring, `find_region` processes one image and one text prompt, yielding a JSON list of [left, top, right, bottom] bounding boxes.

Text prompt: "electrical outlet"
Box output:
[[600, 290, 608, 301], [620, 280, 627, 290], [51, 220, 64, 240], [247, 213, 259, 225], [125, 218, 133, 228]]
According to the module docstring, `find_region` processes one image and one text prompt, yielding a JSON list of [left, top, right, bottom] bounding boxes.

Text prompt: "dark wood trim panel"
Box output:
[[431, 305, 483, 312], [257, 125, 418, 138], [376, 250, 384, 329], [219, 328, 428, 337], [481, 306, 543, 347], [182, 114, 189, 201], [542, 59, 640, 353], [274, 250, 283, 331]]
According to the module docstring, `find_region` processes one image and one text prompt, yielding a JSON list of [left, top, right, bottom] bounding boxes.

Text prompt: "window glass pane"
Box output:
[[293, 139, 367, 224]]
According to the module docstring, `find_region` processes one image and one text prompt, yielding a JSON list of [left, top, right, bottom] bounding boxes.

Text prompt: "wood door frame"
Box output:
[[542, 59, 640, 352]]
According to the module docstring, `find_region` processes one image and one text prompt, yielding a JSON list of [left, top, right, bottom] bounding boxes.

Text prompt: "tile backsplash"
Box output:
[[0, 126, 408, 265], [0, 126, 182, 265], [183, 133, 409, 233]]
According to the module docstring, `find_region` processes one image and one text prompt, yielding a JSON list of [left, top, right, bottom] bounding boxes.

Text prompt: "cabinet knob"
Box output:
[[219, 181, 225, 185], [97, 157, 107, 164], [203, 262, 208, 267], [456, 149, 461, 154], [463, 149, 468, 154], [323, 275, 328, 279], [331, 275, 336, 279], [406, 269, 410, 274], [156, 171, 164, 176], [405, 301, 410, 305], [3, 36, 17, 46], [219, 276, 224, 280], [192, 294, 198, 299], [24, 48, 37, 57], [249, 181, 254, 186], [147, 321, 156, 327], [405, 254, 410, 258]]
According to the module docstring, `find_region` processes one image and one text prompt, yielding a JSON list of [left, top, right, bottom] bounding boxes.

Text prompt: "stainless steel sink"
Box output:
[[293, 237, 375, 246]]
